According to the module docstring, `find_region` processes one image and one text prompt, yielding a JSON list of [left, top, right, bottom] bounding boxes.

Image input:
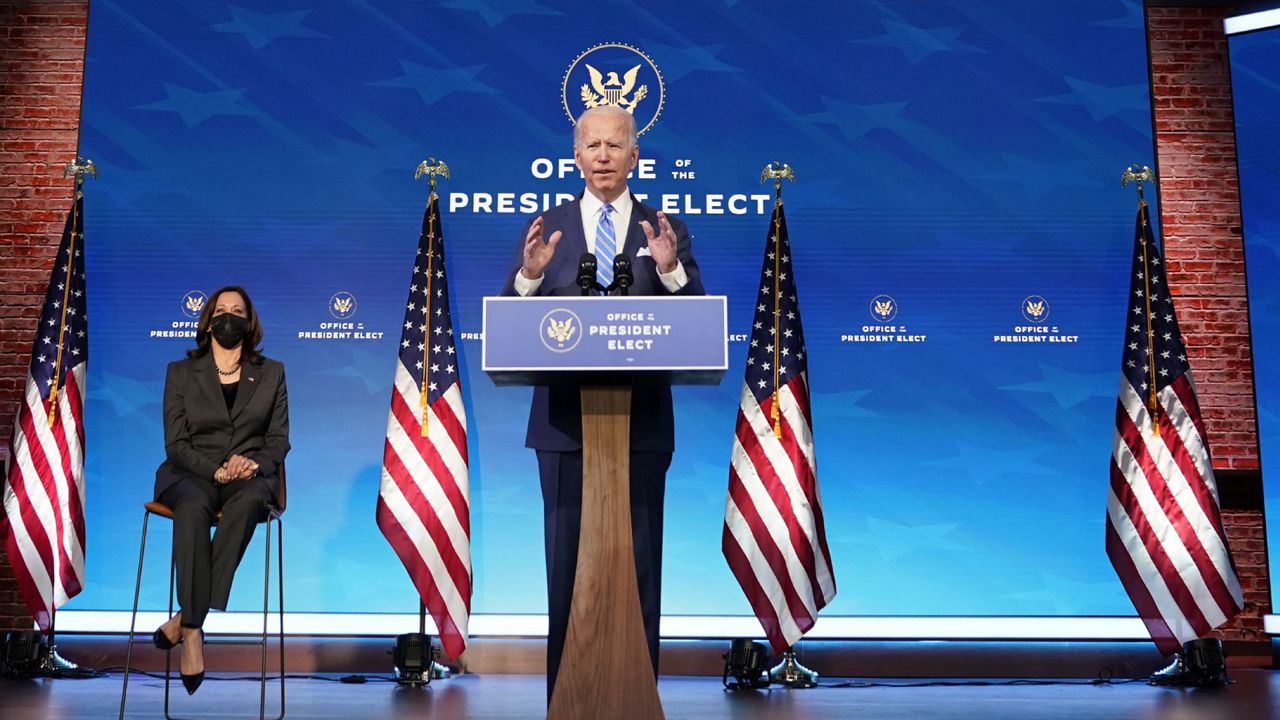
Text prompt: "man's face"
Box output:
[[573, 113, 639, 202]]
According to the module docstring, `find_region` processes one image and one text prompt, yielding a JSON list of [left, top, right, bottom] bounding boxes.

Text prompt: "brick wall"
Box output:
[[0, 1, 1269, 649], [0, 0, 87, 631], [1147, 4, 1268, 650]]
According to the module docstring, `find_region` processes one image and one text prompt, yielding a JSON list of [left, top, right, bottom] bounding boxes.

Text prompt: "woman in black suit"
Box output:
[[151, 286, 289, 694]]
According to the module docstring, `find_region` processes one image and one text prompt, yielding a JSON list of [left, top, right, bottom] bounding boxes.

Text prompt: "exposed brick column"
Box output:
[[0, 0, 87, 632], [1147, 5, 1268, 650]]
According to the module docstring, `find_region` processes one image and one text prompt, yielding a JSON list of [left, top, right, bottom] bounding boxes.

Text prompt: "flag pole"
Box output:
[[36, 158, 100, 679], [759, 162, 794, 439], [756, 161, 819, 689], [407, 158, 454, 681], [1122, 164, 1160, 437], [45, 159, 94, 427], [414, 158, 450, 438]]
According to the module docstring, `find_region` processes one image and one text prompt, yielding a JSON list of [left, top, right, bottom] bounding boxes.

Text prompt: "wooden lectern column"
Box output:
[[547, 385, 665, 720]]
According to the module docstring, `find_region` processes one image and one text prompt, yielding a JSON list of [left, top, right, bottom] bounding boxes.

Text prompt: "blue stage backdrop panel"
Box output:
[[77, 0, 1155, 620], [1230, 22, 1280, 612]]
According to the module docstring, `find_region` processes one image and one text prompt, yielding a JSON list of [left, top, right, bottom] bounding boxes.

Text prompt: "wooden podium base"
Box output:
[[547, 386, 665, 720]]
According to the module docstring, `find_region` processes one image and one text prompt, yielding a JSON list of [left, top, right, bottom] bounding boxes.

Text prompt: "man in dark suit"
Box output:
[[501, 104, 704, 697]]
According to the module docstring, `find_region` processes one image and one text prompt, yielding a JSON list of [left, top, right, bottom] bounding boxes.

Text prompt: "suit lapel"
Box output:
[[622, 194, 650, 257], [558, 198, 588, 258], [193, 354, 228, 419], [229, 359, 262, 420]]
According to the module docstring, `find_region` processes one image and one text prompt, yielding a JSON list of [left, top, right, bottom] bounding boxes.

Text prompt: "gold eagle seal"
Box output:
[[562, 43, 664, 136], [540, 308, 583, 353]]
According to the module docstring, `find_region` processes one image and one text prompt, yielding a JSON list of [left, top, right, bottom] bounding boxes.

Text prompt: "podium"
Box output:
[[483, 295, 727, 719]]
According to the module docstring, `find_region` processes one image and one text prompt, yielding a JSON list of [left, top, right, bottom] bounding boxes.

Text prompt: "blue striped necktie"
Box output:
[[594, 203, 615, 289]]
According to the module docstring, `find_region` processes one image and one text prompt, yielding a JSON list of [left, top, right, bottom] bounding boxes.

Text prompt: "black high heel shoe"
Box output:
[[152, 627, 180, 650], [180, 670, 205, 695], [179, 629, 205, 695]]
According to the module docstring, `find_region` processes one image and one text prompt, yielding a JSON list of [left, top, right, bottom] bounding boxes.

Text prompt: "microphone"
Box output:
[[611, 253, 633, 296], [577, 253, 598, 295]]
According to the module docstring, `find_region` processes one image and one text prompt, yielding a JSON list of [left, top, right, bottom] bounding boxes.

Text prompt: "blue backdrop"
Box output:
[[1230, 22, 1280, 613], [75, 0, 1156, 621]]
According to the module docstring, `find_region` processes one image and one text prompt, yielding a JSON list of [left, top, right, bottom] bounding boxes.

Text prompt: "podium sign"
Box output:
[[482, 295, 727, 382], [482, 294, 727, 719]]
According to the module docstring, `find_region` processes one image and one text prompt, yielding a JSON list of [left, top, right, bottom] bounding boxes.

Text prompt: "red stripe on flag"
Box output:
[[1116, 404, 1238, 618], [375, 498, 467, 657], [14, 401, 61, 569], [1160, 378, 1230, 550], [380, 437, 471, 608], [1168, 376, 1209, 459], [18, 395, 81, 601], [1105, 518, 1180, 655], [735, 409, 822, 602], [65, 369, 85, 449], [721, 524, 788, 653], [1109, 458, 1212, 637], [390, 387, 470, 535], [774, 377, 834, 604], [431, 384, 468, 465], [49, 381, 85, 597], [726, 458, 814, 635], [1, 517, 52, 630]]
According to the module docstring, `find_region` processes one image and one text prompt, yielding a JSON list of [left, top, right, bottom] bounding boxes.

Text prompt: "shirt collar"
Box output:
[[581, 190, 632, 219]]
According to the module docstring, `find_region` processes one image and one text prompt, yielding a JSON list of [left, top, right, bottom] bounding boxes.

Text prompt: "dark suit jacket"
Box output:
[[500, 195, 705, 453], [154, 353, 290, 501]]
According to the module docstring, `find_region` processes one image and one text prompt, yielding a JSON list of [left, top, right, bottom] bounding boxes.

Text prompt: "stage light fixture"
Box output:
[[2, 631, 43, 679], [722, 638, 771, 690], [392, 632, 434, 686]]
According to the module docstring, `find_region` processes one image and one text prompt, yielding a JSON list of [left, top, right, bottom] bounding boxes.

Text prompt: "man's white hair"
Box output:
[[573, 105, 638, 148]]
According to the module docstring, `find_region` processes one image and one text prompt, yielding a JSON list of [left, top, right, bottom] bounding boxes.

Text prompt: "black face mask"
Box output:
[[209, 312, 249, 350]]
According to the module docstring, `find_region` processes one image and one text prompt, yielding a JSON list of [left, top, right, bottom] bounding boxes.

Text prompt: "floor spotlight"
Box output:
[[722, 638, 771, 690], [392, 632, 435, 686], [2, 631, 43, 679]]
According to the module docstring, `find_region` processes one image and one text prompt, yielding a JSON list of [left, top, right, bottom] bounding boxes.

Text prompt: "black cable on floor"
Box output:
[[95, 668, 405, 683]]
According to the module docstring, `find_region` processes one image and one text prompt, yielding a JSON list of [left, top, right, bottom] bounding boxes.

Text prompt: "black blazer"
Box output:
[[154, 353, 290, 500], [500, 195, 705, 453]]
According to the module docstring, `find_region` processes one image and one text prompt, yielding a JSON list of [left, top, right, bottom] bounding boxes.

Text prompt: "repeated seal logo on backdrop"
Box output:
[[840, 294, 926, 344], [298, 291, 384, 342], [182, 290, 207, 319], [562, 43, 664, 135], [541, 308, 582, 353], [329, 291, 358, 320], [1021, 295, 1050, 324], [149, 290, 205, 339], [869, 294, 898, 323], [993, 294, 1079, 344]]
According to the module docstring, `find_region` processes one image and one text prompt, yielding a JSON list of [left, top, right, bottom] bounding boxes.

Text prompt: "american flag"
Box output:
[[2, 194, 88, 631], [376, 192, 471, 658], [723, 199, 836, 653], [1106, 202, 1243, 655]]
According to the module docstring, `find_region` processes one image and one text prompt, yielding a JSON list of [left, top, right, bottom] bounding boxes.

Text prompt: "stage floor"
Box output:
[[3, 670, 1277, 720]]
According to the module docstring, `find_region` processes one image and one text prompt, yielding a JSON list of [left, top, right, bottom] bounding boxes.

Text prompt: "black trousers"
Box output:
[[158, 474, 273, 629], [537, 449, 670, 701]]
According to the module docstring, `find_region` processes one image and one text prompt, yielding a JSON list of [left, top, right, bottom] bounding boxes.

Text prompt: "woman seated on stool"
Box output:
[[151, 285, 289, 695]]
